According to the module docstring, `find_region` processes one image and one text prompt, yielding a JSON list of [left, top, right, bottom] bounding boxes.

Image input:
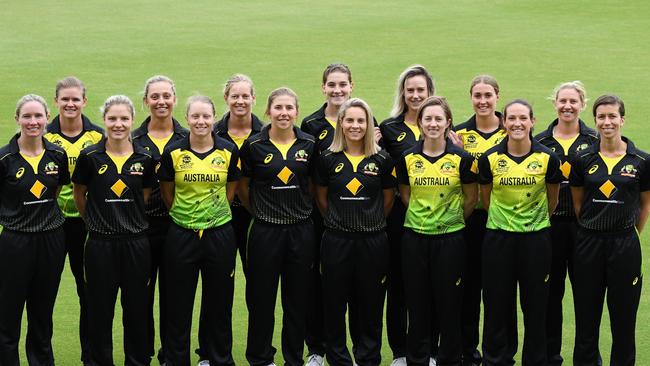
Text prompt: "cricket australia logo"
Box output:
[[440, 161, 456, 174], [294, 149, 309, 162], [526, 160, 543, 174], [211, 156, 226, 168], [362, 162, 379, 176], [620, 164, 637, 178], [128, 162, 144, 175], [44, 162, 59, 175]]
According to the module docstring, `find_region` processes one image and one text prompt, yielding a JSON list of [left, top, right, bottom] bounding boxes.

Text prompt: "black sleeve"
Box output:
[[58, 151, 71, 186], [640, 157, 650, 192], [307, 142, 317, 177], [157, 150, 175, 182], [0, 159, 6, 198], [315, 154, 329, 187], [460, 155, 478, 184], [396, 155, 409, 185], [71, 152, 91, 185], [545, 152, 563, 184], [142, 157, 157, 189], [300, 120, 315, 137], [569, 154, 585, 187], [477, 154, 493, 185], [381, 155, 397, 189], [227, 146, 241, 182], [239, 140, 253, 178]]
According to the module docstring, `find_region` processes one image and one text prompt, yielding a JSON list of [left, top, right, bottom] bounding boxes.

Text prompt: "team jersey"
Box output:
[[158, 135, 241, 230], [214, 112, 265, 149], [0, 135, 69, 232], [44, 115, 104, 217], [535, 119, 598, 217], [397, 140, 477, 235], [131, 117, 188, 217], [453, 113, 506, 159], [478, 138, 563, 232], [72, 139, 156, 235], [569, 137, 650, 231], [316, 149, 396, 232], [380, 114, 420, 161], [240, 125, 316, 224]]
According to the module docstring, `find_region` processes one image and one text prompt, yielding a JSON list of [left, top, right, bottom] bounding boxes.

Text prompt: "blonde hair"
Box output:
[[101, 95, 135, 118], [416, 96, 454, 138], [550, 80, 587, 107], [470, 75, 500, 95], [143, 75, 176, 97], [185, 95, 216, 117], [15, 94, 49, 118], [329, 98, 380, 156], [223, 74, 255, 97], [265, 87, 299, 116], [55, 76, 86, 98], [390, 64, 435, 118]]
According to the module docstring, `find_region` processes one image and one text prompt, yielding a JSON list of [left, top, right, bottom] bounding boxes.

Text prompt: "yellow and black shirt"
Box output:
[[453, 113, 506, 159], [0, 135, 69, 232], [316, 149, 396, 232], [158, 135, 240, 230], [72, 139, 156, 235], [240, 125, 316, 224], [380, 114, 421, 161], [478, 138, 563, 232], [131, 117, 188, 217], [535, 119, 598, 217], [45, 115, 103, 218], [397, 140, 478, 235], [569, 137, 650, 232]]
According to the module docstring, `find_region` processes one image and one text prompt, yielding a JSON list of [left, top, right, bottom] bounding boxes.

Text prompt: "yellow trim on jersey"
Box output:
[[599, 153, 625, 175], [344, 152, 365, 172], [326, 117, 337, 130], [270, 139, 296, 160], [228, 131, 250, 149], [148, 133, 174, 154], [106, 152, 133, 173], [555, 135, 579, 155], [20, 151, 45, 174], [405, 121, 420, 141]]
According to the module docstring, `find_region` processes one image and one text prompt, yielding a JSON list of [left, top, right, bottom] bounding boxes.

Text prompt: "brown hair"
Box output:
[[592, 94, 625, 117], [186, 95, 216, 117], [265, 87, 299, 116], [322, 63, 352, 84], [55, 76, 86, 98], [416, 96, 454, 138], [469, 75, 499, 95]]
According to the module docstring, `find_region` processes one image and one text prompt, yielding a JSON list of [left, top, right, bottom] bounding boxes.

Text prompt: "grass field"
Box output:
[[2, 0, 650, 364]]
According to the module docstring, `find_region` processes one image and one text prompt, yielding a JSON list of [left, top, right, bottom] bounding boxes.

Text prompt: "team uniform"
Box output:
[[44, 115, 103, 364], [0, 136, 69, 366], [569, 137, 649, 366], [132, 116, 188, 364], [158, 134, 240, 366], [452, 113, 506, 365], [478, 138, 562, 366], [316, 148, 395, 366], [240, 125, 316, 366], [397, 140, 477, 366], [534, 119, 598, 365], [72, 139, 156, 366], [379, 113, 423, 360]]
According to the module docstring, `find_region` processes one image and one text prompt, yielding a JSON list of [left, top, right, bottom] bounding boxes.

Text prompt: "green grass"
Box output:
[[2, 0, 650, 364]]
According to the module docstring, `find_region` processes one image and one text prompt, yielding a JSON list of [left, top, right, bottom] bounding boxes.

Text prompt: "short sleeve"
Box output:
[[478, 154, 493, 185], [307, 143, 317, 177], [381, 155, 397, 189], [58, 151, 71, 186], [71, 152, 91, 186], [396, 155, 409, 185], [315, 154, 330, 187], [640, 158, 650, 192], [545, 152, 563, 184], [569, 154, 585, 187], [460, 155, 478, 184], [239, 140, 253, 178], [227, 147, 241, 182], [157, 150, 175, 182]]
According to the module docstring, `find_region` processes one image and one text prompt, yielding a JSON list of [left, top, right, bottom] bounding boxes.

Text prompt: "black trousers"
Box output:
[[385, 199, 408, 359], [306, 207, 326, 357], [62, 217, 92, 364], [84, 233, 152, 366], [321, 229, 389, 366], [0, 227, 65, 366], [402, 229, 465, 366], [245, 219, 315, 366], [572, 228, 641, 366], [482, 229, 551, 366], [546, 217, 577, 366], [146, 215, 171, 365], [164, 223, 237, 366]]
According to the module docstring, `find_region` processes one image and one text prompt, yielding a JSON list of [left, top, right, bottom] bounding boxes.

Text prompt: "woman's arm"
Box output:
[[238, 177, 251, 212], [462, 182, 478, 219], [226, 181, 238, 204], [143, 188, 152, 204], [383, 188, 395, 216], [316, 185, 328, 216], [570, 186, 584, 218], [480, 183, 492, 211], [73, 184, 88, 219], [636, 191, 650, 233], [398, 185, 410, 207], [546, 183, 560, 216], [159, 181, 175, 210]]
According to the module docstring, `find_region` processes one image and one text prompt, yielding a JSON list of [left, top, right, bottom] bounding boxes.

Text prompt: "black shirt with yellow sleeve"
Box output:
[[478, 138, 563, 232], [316, 149, 396, 232], [302, 104, 339, 153], [239, 125, 316, 224], [132, 117, 188, 217], [379, 114, 421, 161], [569, 137, 650, 232], [453, 113, 506, 159], [0, 135, 69, 232], [397, 140, 477, 235], [535, 119, 598, 217], [45, 115, 103, 218], [72, 139, 156, 235], [158, 134, 240, 230]]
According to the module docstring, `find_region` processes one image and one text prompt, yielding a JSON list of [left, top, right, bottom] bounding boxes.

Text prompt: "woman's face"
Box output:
[[104, 104, 133, 141], [404, 75, 429, 114], [55, 87, 86, 120], [554, 88, 584, 124], [144, 81, 176, 120], [594, 103, 624, 139], [187, 102, 215, 138], [341, 106, 367, 143], [503, 103, 534, 142], [322, 71, 352, 108], [225, 81, 255, 119], [16, 101, 48, 138], [471, 83, 498, 118], [268, 95, 298, 131], [420, 105, 450, 141]]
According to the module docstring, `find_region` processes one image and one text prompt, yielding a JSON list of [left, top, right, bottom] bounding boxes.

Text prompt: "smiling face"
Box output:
[[341, 106, 367, 144], [322, 71, 353, 108], [16, 101, 49, 138], [594, 103, 624, 140], [554, 87, 585, 124], [55, 87, 86, 120], [225, 81, 255, 119], [420, 105, 450, 141], [144, 81, 176, 120], [268, 95, 298, 131], [503, 103, 534, 141], [471, 82, 498, 118], [404, 75, 429, 113], [103, 104, 133, 141], [187, 101, 215, 138]]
